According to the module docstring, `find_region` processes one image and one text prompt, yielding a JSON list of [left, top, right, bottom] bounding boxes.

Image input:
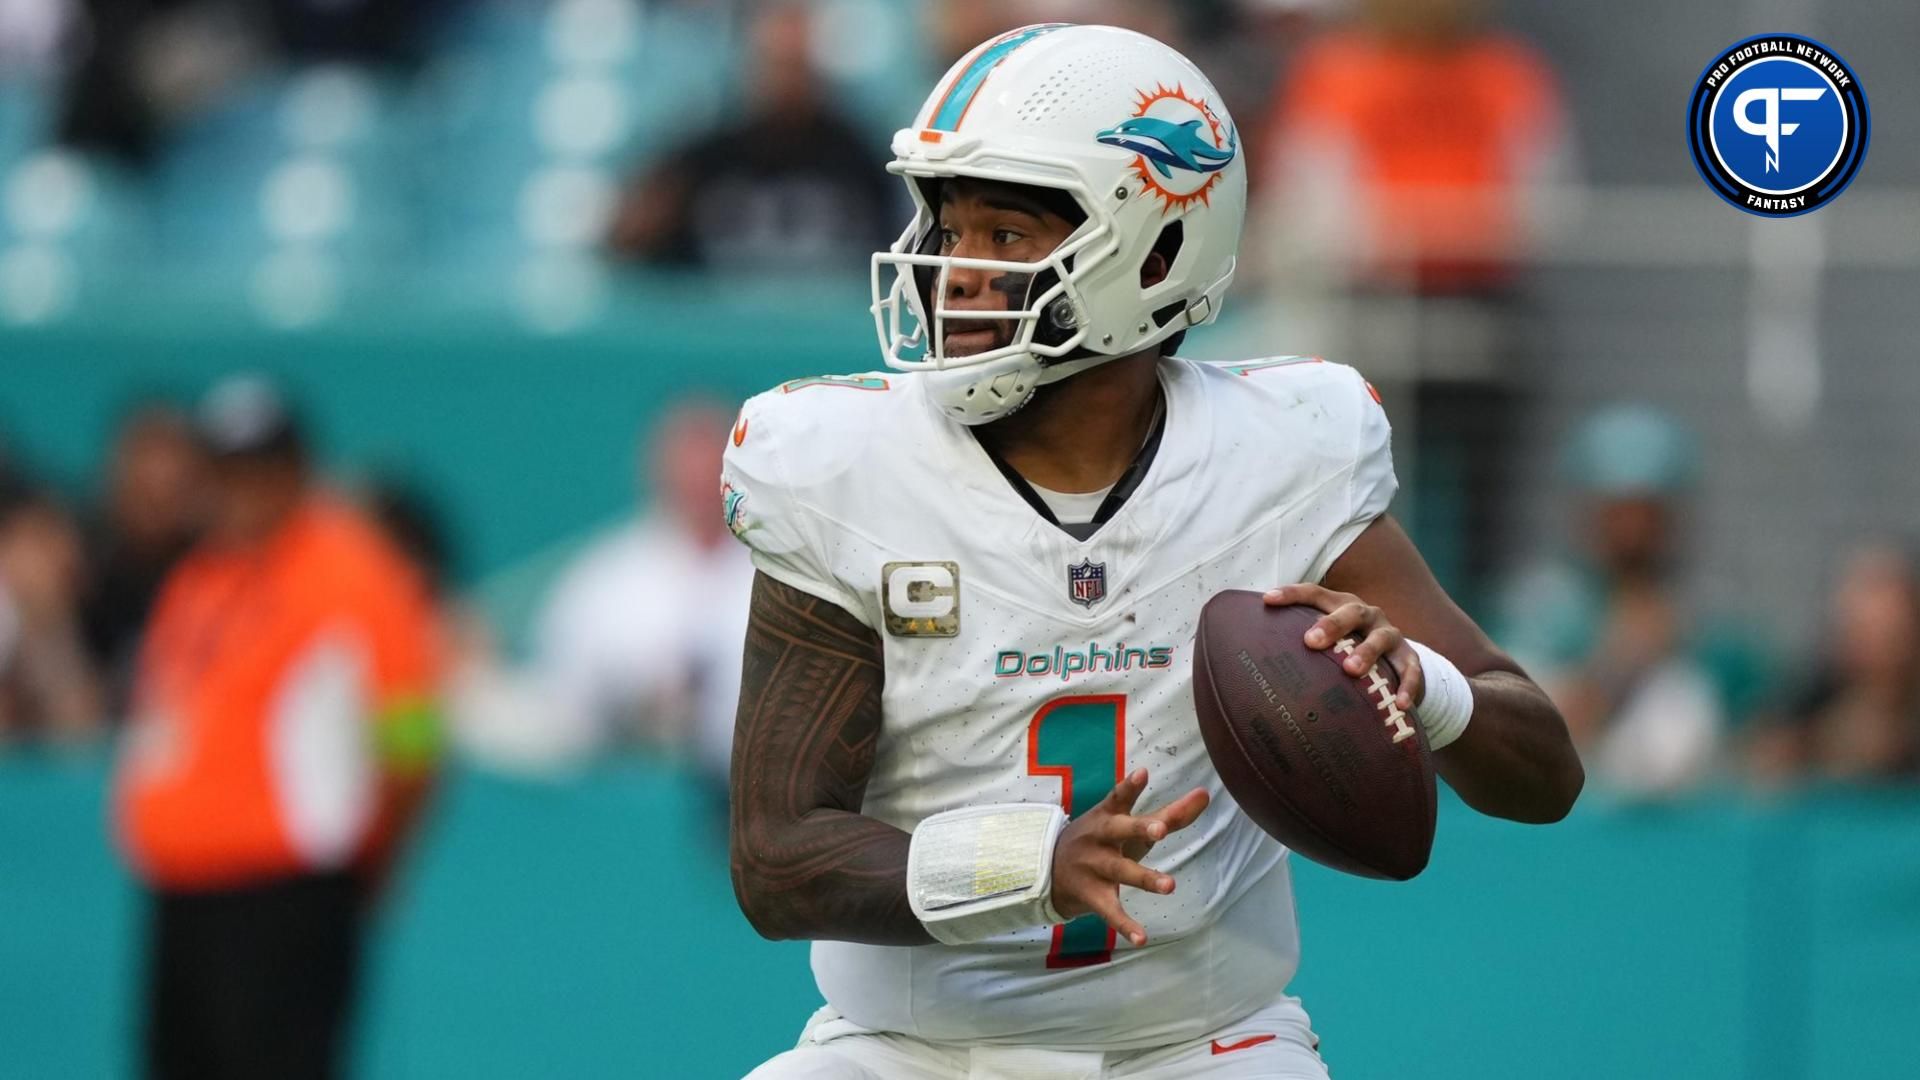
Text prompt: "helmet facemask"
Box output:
[[872, 171, 1126, 424]]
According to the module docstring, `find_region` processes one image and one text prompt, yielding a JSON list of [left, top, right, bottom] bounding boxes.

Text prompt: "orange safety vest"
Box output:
[[1267, 30, 1567, 292], [116, 496, 440, 890]]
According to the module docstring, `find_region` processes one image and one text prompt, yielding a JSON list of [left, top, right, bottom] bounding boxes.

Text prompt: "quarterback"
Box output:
[[723, 24, 1583, 1079]]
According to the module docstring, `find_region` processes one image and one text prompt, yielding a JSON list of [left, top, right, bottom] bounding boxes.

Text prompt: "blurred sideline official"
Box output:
[[114, 376, 444, 1080]]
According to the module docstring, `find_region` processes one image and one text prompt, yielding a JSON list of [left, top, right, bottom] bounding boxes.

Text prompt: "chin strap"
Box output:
[[1034, 352, 1112, 387]]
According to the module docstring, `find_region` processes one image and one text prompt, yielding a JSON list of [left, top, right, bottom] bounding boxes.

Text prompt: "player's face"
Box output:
[[935, 181, 1077, 357]]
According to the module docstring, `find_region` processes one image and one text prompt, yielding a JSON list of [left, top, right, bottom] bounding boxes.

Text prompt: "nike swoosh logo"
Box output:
[[1211, 1034, 1277, 1055], [732, 416, 749, 447]]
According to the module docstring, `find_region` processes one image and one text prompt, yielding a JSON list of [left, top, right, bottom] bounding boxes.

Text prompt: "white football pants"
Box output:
[[743, 994, 1329, 1079]]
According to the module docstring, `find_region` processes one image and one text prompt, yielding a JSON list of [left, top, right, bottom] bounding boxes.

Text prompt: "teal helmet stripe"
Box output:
[[929, 23, 1069, 131]]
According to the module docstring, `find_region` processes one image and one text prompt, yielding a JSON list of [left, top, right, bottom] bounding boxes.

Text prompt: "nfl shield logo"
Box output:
[[1067, 558, 1107, 608]]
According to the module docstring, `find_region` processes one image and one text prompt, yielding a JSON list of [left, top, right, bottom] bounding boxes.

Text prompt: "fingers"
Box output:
[[1100, 768, 1150, 816], [1096, 851, 1175, 896], [1143, 786, 1211, 834], [1117, 789, 1205, 861], [1098, 810, 1168, 848], [1267, 587, 1398, 666], [1264, 583, 1343, 612], [1309, 602, 1382, 656], [1268, 584, 1370, 650], [1387, 642, 1425, 709], [1338, 623, 1405, 679], [1083, 888, 1148, 948], [1268, 584, 1425, 707]]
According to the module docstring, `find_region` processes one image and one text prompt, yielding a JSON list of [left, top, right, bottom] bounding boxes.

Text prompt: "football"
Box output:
[[1192, 591, 1437, 880]]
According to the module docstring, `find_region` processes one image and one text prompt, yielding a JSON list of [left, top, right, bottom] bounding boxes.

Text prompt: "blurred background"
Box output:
[[1, 0, 1917, 1077]]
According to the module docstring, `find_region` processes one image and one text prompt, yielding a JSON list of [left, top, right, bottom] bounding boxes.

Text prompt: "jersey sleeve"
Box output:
[[720, 393, 872, 626], [1302, 365, 1399, 583]]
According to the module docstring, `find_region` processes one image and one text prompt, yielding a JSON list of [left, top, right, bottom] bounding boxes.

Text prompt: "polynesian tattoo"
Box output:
[[729, 572, 930, 944]]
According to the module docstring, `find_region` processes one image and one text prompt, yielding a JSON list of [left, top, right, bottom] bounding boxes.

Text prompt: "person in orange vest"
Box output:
[[116, 375, 443, 1080], [1251, 0, 1578, 594]]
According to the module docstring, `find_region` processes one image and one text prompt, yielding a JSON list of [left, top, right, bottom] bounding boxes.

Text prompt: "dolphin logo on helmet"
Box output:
[[1094, 117, 1238, 179]]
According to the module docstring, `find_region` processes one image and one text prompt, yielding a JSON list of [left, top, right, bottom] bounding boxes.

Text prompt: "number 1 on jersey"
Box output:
[[1027, 694, 1126, 969]]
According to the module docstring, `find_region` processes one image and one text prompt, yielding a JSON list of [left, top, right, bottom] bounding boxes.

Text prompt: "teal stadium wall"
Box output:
[[0, 284, 881, 585], [0, 284, 1476, 605], [3, 757, 1916, 1080]]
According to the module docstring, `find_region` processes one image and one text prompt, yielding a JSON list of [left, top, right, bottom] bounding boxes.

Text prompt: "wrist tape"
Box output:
[[907, 803, 1070, 945], [1405, 640, 1473, 751]]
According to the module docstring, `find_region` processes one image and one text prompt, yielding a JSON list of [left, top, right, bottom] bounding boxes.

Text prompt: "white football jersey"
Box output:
[[720, 356, 1396, 1050]]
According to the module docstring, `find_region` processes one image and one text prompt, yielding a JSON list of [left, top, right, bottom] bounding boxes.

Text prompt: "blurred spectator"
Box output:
[[81, 403, 207, 720], [1750, 544, 1920, 785], [264, 0, 449, 65], [59, 0, 267, 167], [57, 0, 444, 167], [1252, 0, 1575, 588], [606, 0, 898, 273], [115, 375, 442, 1080], [527, 401, 752, 789], [1497, 407, 1769, 797], [1186, 0, 1335, 126], [1256, 0, 1572, 291], [0, 474, 103, 744]]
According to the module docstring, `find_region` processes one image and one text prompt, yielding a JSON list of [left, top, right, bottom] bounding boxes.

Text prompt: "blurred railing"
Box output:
[[1224, 180, 1920, 646]]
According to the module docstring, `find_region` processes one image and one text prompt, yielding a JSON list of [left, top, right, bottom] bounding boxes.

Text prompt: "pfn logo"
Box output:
[[1731, 86, 1827, 173], [1687, 34, 1869, 217]]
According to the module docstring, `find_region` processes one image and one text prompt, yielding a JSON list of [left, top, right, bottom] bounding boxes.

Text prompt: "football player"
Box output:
[[724, 24, 1583, 1079]]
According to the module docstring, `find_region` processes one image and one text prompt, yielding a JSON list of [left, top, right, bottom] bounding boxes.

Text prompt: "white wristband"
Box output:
[[1405, 640, 1473, 751], [907, 803, 1070, 945]]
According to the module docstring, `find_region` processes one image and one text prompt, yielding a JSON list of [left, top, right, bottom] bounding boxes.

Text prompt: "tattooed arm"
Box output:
[[728, 571, 931, 945]]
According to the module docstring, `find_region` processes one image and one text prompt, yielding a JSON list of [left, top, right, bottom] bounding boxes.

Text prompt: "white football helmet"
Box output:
[[871, 23, 1247, 424]]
